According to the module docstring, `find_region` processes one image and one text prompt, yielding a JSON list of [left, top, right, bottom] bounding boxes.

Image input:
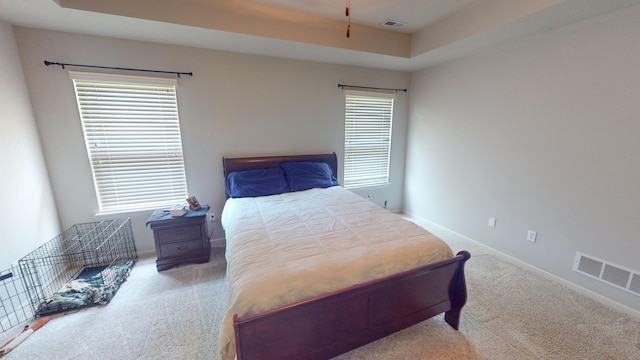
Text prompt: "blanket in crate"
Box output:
[[36, 261, 135, 316]]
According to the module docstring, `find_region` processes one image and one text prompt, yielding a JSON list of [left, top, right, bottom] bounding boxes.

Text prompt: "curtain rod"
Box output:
[[44, 60, 193, 78], [338, 84, 407, 93]]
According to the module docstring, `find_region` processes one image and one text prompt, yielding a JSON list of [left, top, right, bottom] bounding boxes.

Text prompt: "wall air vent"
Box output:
[[381, 19, 407, 29], [574, 252, 640, 296]]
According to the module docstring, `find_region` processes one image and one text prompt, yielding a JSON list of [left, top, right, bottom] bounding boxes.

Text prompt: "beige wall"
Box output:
[[405, 5, 640, 312], [0, 20, 59, 269], [13, 27, 411, 253]]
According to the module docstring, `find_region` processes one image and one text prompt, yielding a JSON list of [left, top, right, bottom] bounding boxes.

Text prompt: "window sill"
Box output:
[[95, 206, 169, 218], [344, 182, 391, 190]]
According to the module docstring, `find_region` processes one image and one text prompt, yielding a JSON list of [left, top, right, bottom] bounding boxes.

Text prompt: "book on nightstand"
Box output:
[[170, 204, 187, 217]]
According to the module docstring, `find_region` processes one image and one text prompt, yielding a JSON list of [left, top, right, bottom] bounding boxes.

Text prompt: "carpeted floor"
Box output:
[[2, 222, 639, 359], [334, 221, 640, 360]]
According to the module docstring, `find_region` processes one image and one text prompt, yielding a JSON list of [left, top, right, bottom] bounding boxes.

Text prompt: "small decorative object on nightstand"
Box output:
[[147, 205, 211, 271]]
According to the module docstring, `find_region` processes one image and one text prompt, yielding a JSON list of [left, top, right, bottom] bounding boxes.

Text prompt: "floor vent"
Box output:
[[574, 252, 640, 296]]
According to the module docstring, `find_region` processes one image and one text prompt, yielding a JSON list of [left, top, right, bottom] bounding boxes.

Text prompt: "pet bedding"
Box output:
[[36, 260, 135, 316]]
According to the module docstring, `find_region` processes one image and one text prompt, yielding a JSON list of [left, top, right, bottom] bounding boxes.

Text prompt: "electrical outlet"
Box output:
[[488, 217, 496, 228], [208, 212, 216, 222], [527, 230, 537, 242]]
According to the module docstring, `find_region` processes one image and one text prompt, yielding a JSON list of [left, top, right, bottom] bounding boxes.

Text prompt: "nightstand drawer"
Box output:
[[156, 225, 202, 244], [159, 239, 204, 257]]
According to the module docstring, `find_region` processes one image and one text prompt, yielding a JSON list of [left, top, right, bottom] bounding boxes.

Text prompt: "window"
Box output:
[[70, 71, 188, 214], [343, 90, 394, 188]]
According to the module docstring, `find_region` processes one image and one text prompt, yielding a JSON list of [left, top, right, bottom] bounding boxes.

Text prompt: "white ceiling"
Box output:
[[246, 0, 475, 33], [1, 0, 639, 72]]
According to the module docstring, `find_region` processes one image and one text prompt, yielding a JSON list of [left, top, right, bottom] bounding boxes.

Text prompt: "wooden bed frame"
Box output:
[[222, 153, 471, 360]]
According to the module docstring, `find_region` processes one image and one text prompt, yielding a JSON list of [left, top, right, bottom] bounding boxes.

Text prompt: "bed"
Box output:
[[220, 153, 470, 360]]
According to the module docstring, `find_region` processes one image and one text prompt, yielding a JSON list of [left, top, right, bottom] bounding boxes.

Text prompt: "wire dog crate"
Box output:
[[0, 267, 31, 334], [18, 217, 137, 317]]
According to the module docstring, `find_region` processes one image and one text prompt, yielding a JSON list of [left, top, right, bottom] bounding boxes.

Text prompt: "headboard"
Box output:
[[222, 153, 338, 198], [222, 153, 338, 179]]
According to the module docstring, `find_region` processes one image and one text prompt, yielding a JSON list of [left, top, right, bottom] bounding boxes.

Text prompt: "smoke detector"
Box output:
[[381, 19, 407, 29]]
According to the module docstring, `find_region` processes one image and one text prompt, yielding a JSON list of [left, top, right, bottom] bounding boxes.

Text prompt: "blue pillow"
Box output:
[[226, 167, 289, 198], [281, 161, 339, 192]]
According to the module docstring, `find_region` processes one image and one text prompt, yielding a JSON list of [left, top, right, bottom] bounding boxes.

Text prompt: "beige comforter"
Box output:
[[219, 186, 453, 360]]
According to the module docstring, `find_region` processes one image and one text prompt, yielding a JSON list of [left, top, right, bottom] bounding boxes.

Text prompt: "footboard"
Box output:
[[233, 251, 471, 360]]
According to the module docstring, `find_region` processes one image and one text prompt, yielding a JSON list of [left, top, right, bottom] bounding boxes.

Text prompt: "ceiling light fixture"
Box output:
[[345, 0, 351, 38]]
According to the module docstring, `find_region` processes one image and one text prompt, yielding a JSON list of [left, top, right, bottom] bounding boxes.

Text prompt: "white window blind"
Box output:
[[344, 90, 394, 188], [69, 71, 188, 214]]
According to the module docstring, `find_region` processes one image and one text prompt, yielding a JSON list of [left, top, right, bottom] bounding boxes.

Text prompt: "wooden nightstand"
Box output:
[[147, 206, 211, 271]]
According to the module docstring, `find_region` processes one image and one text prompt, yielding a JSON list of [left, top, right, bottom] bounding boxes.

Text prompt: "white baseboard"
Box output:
[[136, 249, 156, 258], [403, 212, 640, 320], [211, 237, 226, 248]]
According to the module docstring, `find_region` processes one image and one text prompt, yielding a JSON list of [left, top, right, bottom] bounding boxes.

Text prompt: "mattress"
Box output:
[[219, 186, 453, 360]]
